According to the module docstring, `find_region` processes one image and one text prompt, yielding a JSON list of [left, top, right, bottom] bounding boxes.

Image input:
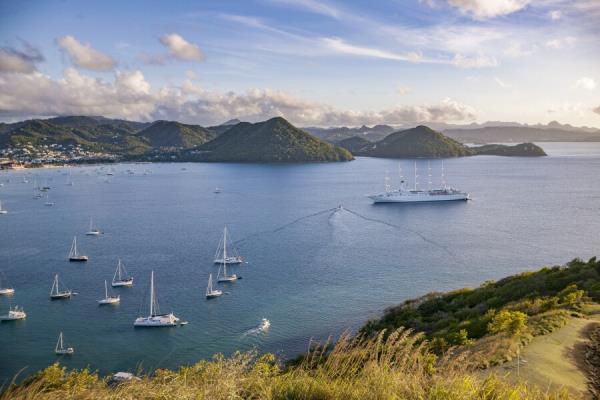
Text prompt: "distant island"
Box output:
[[335, 125, 546, 158], [0, 116, 549, 168], [4, 257, 598, 398]]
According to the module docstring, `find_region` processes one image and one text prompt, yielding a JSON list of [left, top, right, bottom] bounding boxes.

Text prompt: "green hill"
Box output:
[[472, 142, 547, 157], [197, 117, 353, 162], [359, 125, 473, 158], [335, 136, 373, 153], [137, 120, 215, 148]]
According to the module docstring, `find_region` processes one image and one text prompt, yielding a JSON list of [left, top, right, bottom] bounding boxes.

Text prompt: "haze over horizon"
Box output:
[[1, 0, 599, 128]]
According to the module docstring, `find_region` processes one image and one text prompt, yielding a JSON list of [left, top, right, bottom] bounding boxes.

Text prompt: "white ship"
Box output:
[[369, 161, 469, 203]]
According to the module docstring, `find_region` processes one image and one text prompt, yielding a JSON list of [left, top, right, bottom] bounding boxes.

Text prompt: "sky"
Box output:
[[0, 0, 599, 127]]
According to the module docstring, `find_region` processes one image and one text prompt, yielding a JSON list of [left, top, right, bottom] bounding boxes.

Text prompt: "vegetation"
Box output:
[[196, 117, 353, 162], [335, 136, 372, 153], [361, 257, 600, 355], [2, 329, 573, 400], [472, 142, 547, 157], [137, 120, 215, 148]]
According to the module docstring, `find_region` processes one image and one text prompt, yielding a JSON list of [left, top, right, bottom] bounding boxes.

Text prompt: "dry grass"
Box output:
[[1, 328, 577, 400]]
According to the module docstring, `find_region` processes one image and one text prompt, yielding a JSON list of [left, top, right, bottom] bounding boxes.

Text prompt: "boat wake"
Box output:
[[241, 318, 271, 337]]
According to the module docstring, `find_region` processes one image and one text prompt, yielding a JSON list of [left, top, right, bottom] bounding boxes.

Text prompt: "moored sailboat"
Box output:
[[0, 305, 26, 321], [50, 274, 72, 300], [98, 280, 120, 305], [68, 236, 88, 262], [112, 259, 133, 287], [214, 226, 244, 265], [205, 273, 222, 298], [133, 271, 180, 327], [85, 217, 101, 236], [0, 200, 7, 214], [55, 332, 74, 355]]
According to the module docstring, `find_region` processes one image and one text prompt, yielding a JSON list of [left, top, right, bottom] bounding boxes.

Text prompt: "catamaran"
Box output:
[[55, 332, 74, 355], [0, 305, 26, 321], [50, 274, 72, 300], [98, 280, 120, 305], [369, 161, 469, 203], [0, 200, 7, 215], [112, 259, 133, 287], [133, 271, 180, 327], [68, 236, 88, 262], [214, 226, 244, 265], [85, 217, 101, 235], [205, 273, 222, 298]]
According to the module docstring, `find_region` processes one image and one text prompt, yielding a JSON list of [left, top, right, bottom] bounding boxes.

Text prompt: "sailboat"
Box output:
[[98, 280, 120, 305], [112, 259, 133, 287], [214, 226, 243, 265], [205, 274, 222, 298], [50, 274, 72, 299], [133, 271, 180, 327], [0, 305, 26, 321], [0, 200, 7, 214], [68, 236, 88, 262], [65, 171, 74, 186], [0, 272, 15, 295], [85, 217, 101, 235], [217, 261, 238, 283], [55, 332, 74, 355], [44, 194, 55, 206]]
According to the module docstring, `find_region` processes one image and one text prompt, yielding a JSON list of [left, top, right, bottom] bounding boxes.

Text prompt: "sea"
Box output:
[[1, 142, 599, 383]]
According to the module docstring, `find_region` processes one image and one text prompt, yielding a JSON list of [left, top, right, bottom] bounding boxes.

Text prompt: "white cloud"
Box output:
[[549, 10, 561, 20], [494, 77, 511, 88], [452, 53, 497, 68], [574, 77, 596, 90], [268, 0, 340, 19], [0, 68, 476, 126], [397, 86, 411, 95], [159, 34, 204, 62], [0, 42, 44, 74], [447, 0, 530, 19], [503, 42, 535, 57], [57, 36, 116, 71], [545, 36, 576, 49], [322, 38, 424, 62]]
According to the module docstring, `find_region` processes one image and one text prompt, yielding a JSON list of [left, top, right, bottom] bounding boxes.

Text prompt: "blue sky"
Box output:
[[1, 0, 599, 127]]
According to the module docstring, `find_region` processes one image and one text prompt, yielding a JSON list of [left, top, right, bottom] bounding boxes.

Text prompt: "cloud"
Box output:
[[549, 10, 561, 20], [494, 77, 511, 88], [0, 41, 44, 74], [574, 77, 596, 90], [0, 68, 476, 126], [593, 106, 600, 115], [322, 38, 426, 63], [397, 86, 411, 95], [57, 36, 116, 71], [545, 36, 576, 49], [447, 0, 530, 19], [267, 0, 340, 19], [159, 34, 204, 62], [452, 53, 497, 68]]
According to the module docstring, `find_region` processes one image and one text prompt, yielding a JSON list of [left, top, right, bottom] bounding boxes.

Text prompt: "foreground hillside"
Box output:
[[4, 258, 598, 399]]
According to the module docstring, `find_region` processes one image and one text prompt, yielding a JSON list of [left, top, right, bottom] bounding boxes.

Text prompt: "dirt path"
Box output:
[[486, 315, 600, 398]]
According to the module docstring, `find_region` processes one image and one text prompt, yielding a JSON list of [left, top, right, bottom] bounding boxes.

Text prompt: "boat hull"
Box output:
[[98, 297, 120, 305], [134, 314, 179, 327], [214, 257, 243, 265], [51, 292, 72, 300], [112, 279, 133, 287], [369, 193, 469, 203], [206, 291, 223, 298], [69, 256, 88, 262], [218, 276, 238, 283], [0, 288, 15, 295]]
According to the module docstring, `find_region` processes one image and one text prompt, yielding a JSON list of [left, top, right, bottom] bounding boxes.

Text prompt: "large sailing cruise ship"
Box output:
[[369, 161, 469, 203]]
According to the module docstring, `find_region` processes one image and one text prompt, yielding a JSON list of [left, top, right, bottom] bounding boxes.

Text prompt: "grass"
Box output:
[[1, 329, 575, 400]]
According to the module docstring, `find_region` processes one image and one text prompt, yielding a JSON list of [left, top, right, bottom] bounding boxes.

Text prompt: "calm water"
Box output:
[[1, 142, 600, 382]]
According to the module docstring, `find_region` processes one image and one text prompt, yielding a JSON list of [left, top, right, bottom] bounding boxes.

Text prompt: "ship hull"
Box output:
[[370, 193, 469, 203]]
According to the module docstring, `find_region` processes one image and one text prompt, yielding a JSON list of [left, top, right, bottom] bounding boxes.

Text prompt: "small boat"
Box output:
[[133, 271, 180, 327], [205, 274, 222, 298], [213, 188, 221, 193], [85, 217, 101, 236], [55, 332, 74, 355], [0, 200, 7, 214], [33, 191, 42, 199], [112, 259, 133, 287], [0, 272, 14, 295], [214, 226, 244, 265], [50, 274, 72, 300], [68, 236, 88, 262], [217, 262, 238, 283], [259, 318, 270, 331], [98, 280, 120, 305], [0, 305, 26, 321], [44, 194, 55, 206]]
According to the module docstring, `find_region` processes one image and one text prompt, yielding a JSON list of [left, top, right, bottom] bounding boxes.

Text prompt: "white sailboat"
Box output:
[[98, 280, 120, 305], [50, 274, 72, 300], [112, 259, 133, 287], [55, 332, 74, 355], [85, 217, 101, 235], [0, 200, 7, 214], [44, 194, 55, 206], [133, 271, 180, 327], [205, 274, 222, 298], [65, 171, 74, 186], [214, 226, 244, 265], [0, 305, 26, 321], [68, 236, 88, 262]]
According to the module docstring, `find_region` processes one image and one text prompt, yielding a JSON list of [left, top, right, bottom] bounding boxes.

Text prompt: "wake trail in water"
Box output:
[[341, 207, 458, 259], [233, 207, 338, 246]]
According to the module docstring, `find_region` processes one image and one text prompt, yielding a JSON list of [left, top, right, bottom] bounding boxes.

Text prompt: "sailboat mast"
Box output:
[[441, 160, 446, 188], [150, 271, 154, 316], [104, 280, 108, 298], [414, 161, 418, 191], [223, 227, 228, 276], [428, 160, 432, 191]]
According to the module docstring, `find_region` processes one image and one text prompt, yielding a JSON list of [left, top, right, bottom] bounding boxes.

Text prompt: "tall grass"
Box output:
[[1, 328, 573, 400]]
